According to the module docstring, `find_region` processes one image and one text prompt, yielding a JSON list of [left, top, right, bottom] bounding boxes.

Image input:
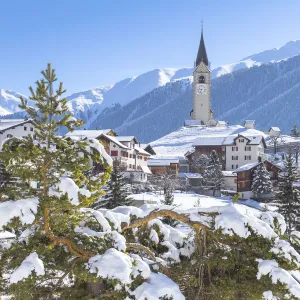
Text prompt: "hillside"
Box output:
[[86, 54, 300, 142]]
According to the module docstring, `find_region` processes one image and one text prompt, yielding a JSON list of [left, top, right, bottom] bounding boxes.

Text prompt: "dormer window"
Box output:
[[199, 76, 205, 83], [7, 134, 13, 138]]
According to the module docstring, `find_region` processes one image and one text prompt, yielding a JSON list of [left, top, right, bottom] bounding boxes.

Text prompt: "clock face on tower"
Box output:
[[196, 84, 207, 95]]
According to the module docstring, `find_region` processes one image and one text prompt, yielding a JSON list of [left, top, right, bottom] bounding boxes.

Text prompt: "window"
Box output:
[[234, 179, 237, 183], [30, 127, 34, 132], [236, 165, 238, 169], [222, 146, 225, 151], [245, 155, 251, 160], [24, 126, 27, 131], [130, 154, 132, 158], [198, 76, 205, 83], [7, 134, 13, 138], [245, 146, 251, 151], [144, 157, 147, 161], [133, 154, 136, 159], [232, 146, 238, 151], [129, 164, 131, 168], [239, 138, 244, 143], [110, 150, 118, 157], [232, 165, 235, 170], [232, 156, 238, 160]]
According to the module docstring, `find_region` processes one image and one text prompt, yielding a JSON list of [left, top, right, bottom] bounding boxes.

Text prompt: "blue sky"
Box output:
[[1, 0, 300, 95]]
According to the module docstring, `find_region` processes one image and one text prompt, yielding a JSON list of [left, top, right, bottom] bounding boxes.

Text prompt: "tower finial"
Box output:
[[195, 20, 208, 67]]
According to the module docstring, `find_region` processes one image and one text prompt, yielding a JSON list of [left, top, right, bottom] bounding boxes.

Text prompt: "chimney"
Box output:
[[244, 120, 255, 129]]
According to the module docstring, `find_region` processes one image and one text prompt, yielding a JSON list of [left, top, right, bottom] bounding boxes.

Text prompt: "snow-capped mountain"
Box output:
[[212, 40, 300, 78], [3, 39, 300, 141], [88, 53, 300, 142], [0, 89, 29, 115], [42, 39, 300, 121]]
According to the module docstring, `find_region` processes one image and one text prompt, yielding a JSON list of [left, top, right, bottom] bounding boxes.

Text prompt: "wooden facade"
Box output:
[[149, 163, 179, 176], [189, 145, 226, 170], [236, 170, 255, 193]]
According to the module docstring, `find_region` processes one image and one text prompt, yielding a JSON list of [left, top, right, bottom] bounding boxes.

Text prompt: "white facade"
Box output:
[[0, 119, 35, 148], [225, 137, 265, 171]]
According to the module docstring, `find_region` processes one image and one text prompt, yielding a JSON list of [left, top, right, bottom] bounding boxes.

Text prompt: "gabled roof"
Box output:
[[134, 145, 151, 156], [115, 136, 139, 143], [269, 127, 281, 132], [184, 173, 202, 179], [222, 171, 236, 177], [196, 27, 208, 67], [65, 129, 113, 139], [0, 119, 35, 133], [148, 158, 179, 167], [101, 134, 130, 149], [234, 162, 261, 173]]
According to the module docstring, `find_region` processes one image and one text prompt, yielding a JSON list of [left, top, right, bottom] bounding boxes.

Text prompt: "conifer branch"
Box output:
[[123, 209, 214, 232]]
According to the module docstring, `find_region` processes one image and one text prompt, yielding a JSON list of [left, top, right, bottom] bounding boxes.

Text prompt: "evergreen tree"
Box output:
[[203, 150, 224, 196], [191, 152, 209, 172], [0, 64, 112, 299], [162, 186, 178, 227], [291, 124, 300, 137], [274, 152, 300, 236], [251, 163, 273, 200], [98, 160, 132, 209]]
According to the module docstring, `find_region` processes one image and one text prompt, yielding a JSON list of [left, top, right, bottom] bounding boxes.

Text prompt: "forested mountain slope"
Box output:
[[94, 54, 300, 142]]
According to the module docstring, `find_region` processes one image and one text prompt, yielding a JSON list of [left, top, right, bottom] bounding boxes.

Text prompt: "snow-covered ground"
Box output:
[[150, 125, 266, 159]]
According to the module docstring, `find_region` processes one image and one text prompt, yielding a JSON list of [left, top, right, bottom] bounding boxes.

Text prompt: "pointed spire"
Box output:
[[196, 22, 209, 67]]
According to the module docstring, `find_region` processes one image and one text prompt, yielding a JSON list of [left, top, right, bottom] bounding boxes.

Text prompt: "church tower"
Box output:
[[191, 26, 214, 125]]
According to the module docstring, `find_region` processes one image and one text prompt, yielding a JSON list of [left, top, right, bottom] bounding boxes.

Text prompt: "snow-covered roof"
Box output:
[[0, 119, 34, 133], [140, 165, 152, 174], [217, 121, 227, 125], [193, 136, 226, 146], [223, 129, 265, 146], [102, 134, 130, 149], [269, 127, 280, 132], [184, 173, 202, 179], [234, 162, 260, 173], [148, 158, 179, 167], [134, 145, 151, 156], [115, 136, 138, 143], [140, 143, 149, 149], [65, 129, 113, 139], [151, 125, 266, 159], [184, 120, 202, 126], [222, 171, 236, 177]]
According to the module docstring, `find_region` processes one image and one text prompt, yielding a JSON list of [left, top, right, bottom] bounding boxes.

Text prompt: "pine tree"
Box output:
[[291, 124, 300, 137], [161, 184, 178, 227], [0, 64, 112, 298], [274, 152, 300, 236], [99, 160, 132, 209], [191, 152, 209, 172], [203, 150, 224, 196], [251, 163, 273, 200]]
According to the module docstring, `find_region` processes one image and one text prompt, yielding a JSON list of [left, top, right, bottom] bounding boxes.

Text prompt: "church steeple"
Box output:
[[195, 24, 209, 67]]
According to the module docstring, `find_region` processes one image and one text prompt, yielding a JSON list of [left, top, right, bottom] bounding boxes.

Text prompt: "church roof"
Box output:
[[196, 27, 208, 67]]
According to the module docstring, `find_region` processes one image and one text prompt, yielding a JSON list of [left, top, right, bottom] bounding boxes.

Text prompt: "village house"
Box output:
[[221, 171, 237, 192], [234, 160, 280, 199], [234, 162, 261, 199], [147, 158, 180, 177], [65, 130, 152, 182], [190, 123, 266, 171], [0, 119, 36, 148]]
